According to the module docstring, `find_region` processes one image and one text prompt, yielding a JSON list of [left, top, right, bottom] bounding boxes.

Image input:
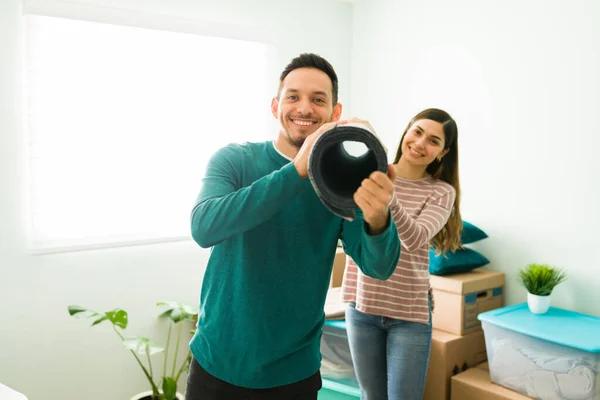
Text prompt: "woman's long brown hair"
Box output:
[[393, 108, 462, 254]]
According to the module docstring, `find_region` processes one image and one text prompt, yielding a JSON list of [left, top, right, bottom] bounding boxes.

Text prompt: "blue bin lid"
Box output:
[[324, 320, 347, 330], [478, 303, 600, 353]]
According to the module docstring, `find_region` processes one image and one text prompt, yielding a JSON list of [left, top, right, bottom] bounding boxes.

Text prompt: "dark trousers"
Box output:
[[185, 357, 322, 400]]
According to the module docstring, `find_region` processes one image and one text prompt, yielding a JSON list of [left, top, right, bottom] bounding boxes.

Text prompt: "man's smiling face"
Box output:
[[271, 67, 341, 148]]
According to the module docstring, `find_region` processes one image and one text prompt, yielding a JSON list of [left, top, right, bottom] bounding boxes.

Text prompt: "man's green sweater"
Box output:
[[190, 141, 400, 388]]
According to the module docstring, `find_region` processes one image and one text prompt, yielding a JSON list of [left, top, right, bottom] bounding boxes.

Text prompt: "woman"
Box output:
[[341, 108, 463, 400]]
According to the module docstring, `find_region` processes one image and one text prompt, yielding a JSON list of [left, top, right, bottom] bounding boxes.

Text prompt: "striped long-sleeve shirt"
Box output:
[[341, 175, 456, 325]]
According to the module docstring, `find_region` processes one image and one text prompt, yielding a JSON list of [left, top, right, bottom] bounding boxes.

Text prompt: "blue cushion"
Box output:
[[429, 247, 490, 276], [462, 221, 488, 244]]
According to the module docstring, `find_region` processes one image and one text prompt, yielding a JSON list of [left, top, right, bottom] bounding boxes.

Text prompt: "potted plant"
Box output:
[[517, 263, 567, 314], [67, 301, 198, 400]]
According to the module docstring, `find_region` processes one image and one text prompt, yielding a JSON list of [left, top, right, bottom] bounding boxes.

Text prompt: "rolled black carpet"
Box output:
[[308, 122, 388, 221]]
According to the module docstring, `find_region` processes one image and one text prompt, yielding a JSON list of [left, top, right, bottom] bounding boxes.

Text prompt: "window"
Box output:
[[25, 14, 272, 253]]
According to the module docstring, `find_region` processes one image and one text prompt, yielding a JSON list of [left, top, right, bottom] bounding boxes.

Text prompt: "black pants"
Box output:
[[185, 357, 322, 400]]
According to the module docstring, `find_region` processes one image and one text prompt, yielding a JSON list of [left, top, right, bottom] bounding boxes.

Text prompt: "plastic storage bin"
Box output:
[[478, 303, 600, 400], [318, 379, 360, 400], [319, 321, 360, 399], [320, 321, 359, 386]]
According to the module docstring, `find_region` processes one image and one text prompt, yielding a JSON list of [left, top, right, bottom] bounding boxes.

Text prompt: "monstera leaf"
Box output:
[[67, 305, 128, 329], [156, 301, 197, 323], [122, 336, 164, 356]]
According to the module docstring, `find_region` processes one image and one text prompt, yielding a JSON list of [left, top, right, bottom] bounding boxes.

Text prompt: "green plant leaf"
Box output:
[[68, 305, 111, 327], [517, 264, 567, 296], [67, 306, 129, 329], [122, 336, 164, 356], [162, 377, 177, 400], [91, 316, 108, 326], [67, 305, 95, 317], [156, 301, 198, 323], [105, 309, 128, 329], [68, 305, 103, 320]]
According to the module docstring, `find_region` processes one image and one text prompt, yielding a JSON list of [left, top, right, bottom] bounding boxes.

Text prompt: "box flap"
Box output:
[[431, 327, 462, 344], [478, 303, 600, 353], [430, 268, 505, 294]]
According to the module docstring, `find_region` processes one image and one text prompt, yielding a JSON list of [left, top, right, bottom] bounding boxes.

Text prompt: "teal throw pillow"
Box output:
[[461, 221, 488, 244], [429, 247, 490, 276]]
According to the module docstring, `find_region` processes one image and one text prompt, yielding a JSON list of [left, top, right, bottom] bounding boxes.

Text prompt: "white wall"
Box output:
[[350, 0, 600, 316], [5, 0, 598, 398], [0, 0, 352, 399]]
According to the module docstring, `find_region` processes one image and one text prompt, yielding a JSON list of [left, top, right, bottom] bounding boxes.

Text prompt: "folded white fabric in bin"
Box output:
[[490, 337, 597, 400]]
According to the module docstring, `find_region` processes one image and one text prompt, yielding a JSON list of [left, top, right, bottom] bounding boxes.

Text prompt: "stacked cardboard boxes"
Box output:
[[423, 268, 505, 400]]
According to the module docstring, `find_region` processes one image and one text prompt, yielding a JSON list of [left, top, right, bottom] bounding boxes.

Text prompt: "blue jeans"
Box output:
[[345, 303, 432, 400]]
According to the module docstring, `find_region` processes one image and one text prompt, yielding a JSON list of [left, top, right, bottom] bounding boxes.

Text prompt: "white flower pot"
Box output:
[[527, 292, 550, 314], [129, 391, 183, 400]]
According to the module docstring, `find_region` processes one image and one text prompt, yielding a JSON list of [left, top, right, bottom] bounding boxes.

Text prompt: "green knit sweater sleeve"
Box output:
[[340, 211, 401, 281], [190, 144, 306, 248]]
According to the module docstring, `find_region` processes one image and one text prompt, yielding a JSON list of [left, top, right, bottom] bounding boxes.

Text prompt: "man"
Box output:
[[186, 53, 400, 400]]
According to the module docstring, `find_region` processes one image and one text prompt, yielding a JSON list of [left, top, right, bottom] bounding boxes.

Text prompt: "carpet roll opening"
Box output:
[[308, 122, 388, 220]]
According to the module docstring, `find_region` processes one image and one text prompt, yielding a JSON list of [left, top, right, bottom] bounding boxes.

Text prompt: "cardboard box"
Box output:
[[451, 365, 533, 400], [430, 268, 504, 336], [423, 329, 487, 400], [330, 247, 346, 288]]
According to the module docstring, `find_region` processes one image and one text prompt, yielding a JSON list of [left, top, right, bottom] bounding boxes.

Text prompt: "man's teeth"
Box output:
[[293, 120, 313, 126]]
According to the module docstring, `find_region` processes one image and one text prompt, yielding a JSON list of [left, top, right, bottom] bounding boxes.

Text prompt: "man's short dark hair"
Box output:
[[277, 53, 339, 104]]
